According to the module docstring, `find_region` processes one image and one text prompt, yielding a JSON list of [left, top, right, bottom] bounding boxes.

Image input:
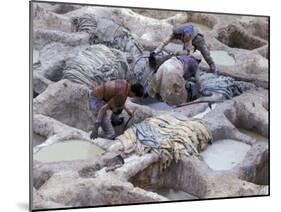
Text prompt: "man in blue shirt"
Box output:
[[152, 24, 216, 73]]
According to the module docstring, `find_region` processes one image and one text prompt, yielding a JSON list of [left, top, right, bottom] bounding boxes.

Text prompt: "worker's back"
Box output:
[[92, 80, 129, 108]]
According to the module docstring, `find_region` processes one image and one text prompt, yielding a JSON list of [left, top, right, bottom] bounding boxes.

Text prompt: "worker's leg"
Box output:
[[192, 35, 216, 73], [100, 113, 116, 139], [89, 95, 105, 139]]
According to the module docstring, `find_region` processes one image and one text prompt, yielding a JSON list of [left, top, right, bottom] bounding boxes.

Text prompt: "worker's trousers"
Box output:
[[89, 96, 115, 139]]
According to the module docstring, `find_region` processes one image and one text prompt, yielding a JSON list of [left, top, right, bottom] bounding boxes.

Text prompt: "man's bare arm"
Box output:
[[183, 37, 193, 55], [154, 33, 174, 54]]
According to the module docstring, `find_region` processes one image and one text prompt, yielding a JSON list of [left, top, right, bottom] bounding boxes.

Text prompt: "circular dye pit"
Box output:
[[189, 22, 212, 33], [154, 188, 198, 201], [34, 140, 105, 163], [210, 50, 236, 66], [201, 139, 251, 171]]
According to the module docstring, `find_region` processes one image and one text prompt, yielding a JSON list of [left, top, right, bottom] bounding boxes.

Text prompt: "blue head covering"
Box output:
[[173, 24, 194, 36]]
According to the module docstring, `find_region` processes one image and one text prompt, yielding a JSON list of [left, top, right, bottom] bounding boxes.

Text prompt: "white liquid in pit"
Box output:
[[189, 22, 212, 33], [154, 188, 198, 200], [34, 140, 105, 163], [201, 139, 251, 171], [210, 50, 236, 66]]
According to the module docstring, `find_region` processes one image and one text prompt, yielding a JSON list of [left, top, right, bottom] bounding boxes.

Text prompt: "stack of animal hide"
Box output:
[[200, 73, 256, 99], [116, 114, 212, 174], [63, 44, 129, 88], [71, 14, 143, 54]]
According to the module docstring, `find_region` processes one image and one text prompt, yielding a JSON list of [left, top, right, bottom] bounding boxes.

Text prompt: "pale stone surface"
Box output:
[[31, 3, 269, 209], [33, 80, 93, 131]]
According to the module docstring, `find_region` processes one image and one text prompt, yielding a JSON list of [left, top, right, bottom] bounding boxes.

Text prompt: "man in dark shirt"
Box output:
[[152, 24, 216, 73], [147, 51, 210, 105], [176, 52, 210, 96], [177, 53, 211, 100], [89, 80, 144, 139]]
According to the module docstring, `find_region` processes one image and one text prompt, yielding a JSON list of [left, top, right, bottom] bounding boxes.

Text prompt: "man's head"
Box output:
[[129, 83, 144, 98], [173, 24, 193, 41]]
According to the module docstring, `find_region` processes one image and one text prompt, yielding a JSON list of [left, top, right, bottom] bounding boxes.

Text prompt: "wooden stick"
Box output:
[[174, 100, 224, 108], [122, 109, 136, 132]]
